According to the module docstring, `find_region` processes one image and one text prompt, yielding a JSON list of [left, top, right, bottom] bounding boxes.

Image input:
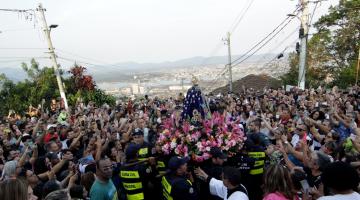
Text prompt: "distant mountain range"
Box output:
[[0, 67, 28, 82], [0, 53, 279, 82]]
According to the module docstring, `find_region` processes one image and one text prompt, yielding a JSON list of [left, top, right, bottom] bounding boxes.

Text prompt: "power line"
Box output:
[[231, 17, 296, 68], [203, 0, 256, 91], [0, 47, 46, 50], [0, 56, 47, 59], [230, 6, 300, 66], [0, 8, 36, 21], [0, 57, 47, 63], [0, 8, 33, 12], [198, 0, 255, 69], [262, 40, 297, 69], [309, 2, 319, 26], [205, 7, 301, 92], [57, 56, 105, 67], [56, 54, 127, 72], [206, 36, 297, 92], [56, 49, 114, 66], [250, 27, 298, 68], [229, 0, 255, 34], [56, 56, 125, 72]]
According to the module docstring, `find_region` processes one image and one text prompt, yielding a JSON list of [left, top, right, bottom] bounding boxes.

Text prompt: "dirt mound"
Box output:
[[212, 74, 282, 94]]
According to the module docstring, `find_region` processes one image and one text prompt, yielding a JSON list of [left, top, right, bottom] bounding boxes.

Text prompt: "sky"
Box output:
[[0, 0, 338, 70]]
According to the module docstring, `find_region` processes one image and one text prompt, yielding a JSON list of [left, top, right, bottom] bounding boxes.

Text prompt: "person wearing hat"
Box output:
[[244, 134, 266, 200], [132, 128, 153, 161], [117, 143, 156, 200], [226, 140, 255, 198], [199, 147, 227, 200], [20, 133, 33, 153], [161, 156, 198, 200], [43, 124, 59, 144]]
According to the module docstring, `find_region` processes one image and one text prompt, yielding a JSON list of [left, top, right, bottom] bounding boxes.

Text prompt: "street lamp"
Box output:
[[287, 14, 299, 18], [49, 24, 58, 31]]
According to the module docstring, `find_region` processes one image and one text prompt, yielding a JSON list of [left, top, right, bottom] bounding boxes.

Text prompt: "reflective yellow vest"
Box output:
[[156, 160, 166, 174], [162, 176, 173, 200], [248, 151, 266, 175], [138, 147, 149, 161], [161, 176, 192, 200], [120, 170, 145, 200]]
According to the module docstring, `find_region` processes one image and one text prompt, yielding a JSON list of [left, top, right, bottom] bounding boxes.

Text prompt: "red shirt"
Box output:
[[44, 132, 59, 143]]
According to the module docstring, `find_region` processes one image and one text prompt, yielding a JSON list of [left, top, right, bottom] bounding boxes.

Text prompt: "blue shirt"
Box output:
[[334, 122, 351, 141]]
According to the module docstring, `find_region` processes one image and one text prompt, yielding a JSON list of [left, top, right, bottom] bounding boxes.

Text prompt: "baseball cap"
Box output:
[[125, 143, 140, 159], [210, 147, 227, 160], [47, 124, 57, 130], [46, 152, 59, 161], [21, 133, 32, 142], [168, 156, 189, 171], [132, 128, 144, 136]]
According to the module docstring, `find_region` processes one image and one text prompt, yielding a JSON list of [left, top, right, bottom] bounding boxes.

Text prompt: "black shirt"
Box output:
[[304, 167, 322, 188]]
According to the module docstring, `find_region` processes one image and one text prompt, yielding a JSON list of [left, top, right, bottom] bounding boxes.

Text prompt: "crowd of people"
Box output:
[[1, 84, 360, 200]]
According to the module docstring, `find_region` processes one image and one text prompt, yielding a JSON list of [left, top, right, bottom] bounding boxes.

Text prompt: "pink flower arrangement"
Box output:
[[156, 111, 246, 162]]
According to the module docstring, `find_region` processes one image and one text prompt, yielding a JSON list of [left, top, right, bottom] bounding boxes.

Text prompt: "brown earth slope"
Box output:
[[212, 74, 282, 94]]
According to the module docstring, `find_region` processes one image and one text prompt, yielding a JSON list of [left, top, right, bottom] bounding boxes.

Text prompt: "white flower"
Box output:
[[170, 141, 177, 149]]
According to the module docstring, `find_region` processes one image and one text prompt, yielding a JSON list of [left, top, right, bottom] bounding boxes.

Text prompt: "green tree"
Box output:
[[66, 65, 115, 107], [0, 60, 115, 117], [314, 0, 360, 87], [0, 74, 31, 116], [21, 58, 60, 108], [281, 0, 360, 88], [280, 51, 327, 88], [280, 53, 299, 86]]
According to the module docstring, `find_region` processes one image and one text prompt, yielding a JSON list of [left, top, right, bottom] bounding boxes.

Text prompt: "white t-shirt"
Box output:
[[209, 178, 249, 200], [291, 134, 300, 147], [318, 192, 360, 200], [143, 128, 149, 143]]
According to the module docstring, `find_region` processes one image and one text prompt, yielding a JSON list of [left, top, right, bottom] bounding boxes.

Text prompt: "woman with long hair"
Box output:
[[263, 164, 298, 200], [0, 178, 37, 200]]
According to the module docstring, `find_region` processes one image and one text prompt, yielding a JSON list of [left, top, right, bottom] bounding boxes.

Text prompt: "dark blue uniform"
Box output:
[[118, 161, 156, 200], [162, 173, 198, 200], [199, 160, 223, 200]]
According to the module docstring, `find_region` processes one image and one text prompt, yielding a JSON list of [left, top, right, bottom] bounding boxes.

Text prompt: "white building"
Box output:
[[168, 85, 192, 91], [131, 84, 145, 95]]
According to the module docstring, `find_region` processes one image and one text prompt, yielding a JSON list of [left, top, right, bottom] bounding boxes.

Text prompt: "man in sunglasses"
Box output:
[[90, 157, 118, 200], [291, 124, 309, 148]]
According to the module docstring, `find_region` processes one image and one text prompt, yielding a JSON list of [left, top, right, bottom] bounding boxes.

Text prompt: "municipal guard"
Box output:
[[132, 128, 153, 161], [119, 143, 156, 200], [199, 147, 228, 200], [154, 144, 170, 175], [161, 156, 198, 200], [152, 144, 171, 199], [227, 141, 255, 199], [246, 134, 266, 200]]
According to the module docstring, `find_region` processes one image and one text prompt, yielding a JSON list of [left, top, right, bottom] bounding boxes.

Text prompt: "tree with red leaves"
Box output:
[[69, 65, 95, 91], [66, 65, 115, 107]]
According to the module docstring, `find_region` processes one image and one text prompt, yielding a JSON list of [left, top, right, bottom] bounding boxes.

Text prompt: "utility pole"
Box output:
[[137, 79, 141, 94], [298, 0, 309, 90], [181, 77, 185, 92], [37, 3, 68, 109], [356, 46, 360, 85], [224, 32, 233, 93]]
